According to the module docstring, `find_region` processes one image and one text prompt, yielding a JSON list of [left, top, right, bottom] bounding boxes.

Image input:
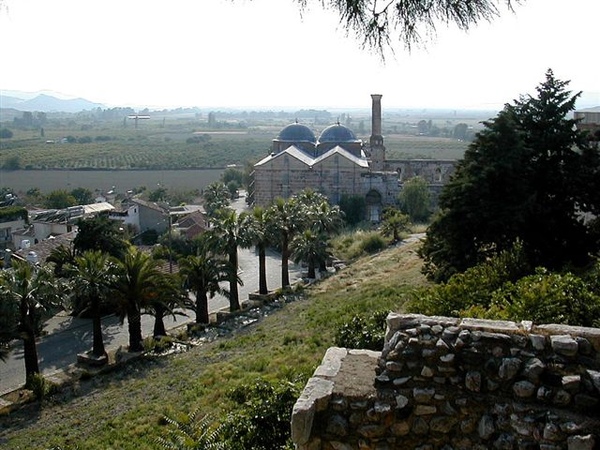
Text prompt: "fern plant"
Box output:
[[157, 410, 225, 450]]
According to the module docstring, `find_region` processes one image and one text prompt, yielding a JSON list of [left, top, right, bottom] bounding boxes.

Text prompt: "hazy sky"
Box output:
[[1, 0, 598, 111]]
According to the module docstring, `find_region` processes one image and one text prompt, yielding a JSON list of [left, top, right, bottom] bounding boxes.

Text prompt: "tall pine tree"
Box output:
[[421, 70, 600, 282]]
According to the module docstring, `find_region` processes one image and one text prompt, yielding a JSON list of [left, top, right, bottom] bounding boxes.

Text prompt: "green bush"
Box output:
[[221, 378, 302, 450], [334, 310, 388, 350], [408, 241, 530, 317], [27, 372, 57, 400], [359, 232, 387, 254], [495, 268, 600, 327]]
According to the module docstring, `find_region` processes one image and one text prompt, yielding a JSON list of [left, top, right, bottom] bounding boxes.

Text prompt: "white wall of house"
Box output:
[[0, 218, 27, 249]]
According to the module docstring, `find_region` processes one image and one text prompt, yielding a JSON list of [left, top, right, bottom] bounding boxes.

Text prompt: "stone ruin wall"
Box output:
[[291, 314, 600, 450]]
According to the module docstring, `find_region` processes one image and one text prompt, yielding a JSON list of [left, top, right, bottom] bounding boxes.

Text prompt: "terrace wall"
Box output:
[[291, 314, 600, 449]]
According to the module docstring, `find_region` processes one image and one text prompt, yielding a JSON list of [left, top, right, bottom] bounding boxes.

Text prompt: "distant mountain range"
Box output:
[[0, 91, 105, 113]]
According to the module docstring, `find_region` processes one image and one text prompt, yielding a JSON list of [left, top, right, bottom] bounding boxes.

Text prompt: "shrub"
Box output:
[[359, 232, 386, 254], [494, 268, 600, 327], [221, 378, 302, 450], [27, 372, 56, 400], [0, 127, 13, 139], [334, 310, 388, 350], [408, 241, 530, 317]]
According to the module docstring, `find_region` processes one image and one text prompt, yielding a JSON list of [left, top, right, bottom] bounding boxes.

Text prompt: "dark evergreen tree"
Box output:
[[73, 214, 130, 258], [421, 70, 600, 282]]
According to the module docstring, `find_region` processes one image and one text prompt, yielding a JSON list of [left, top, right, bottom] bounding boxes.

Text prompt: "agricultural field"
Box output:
[[0, 109, 478, 172]]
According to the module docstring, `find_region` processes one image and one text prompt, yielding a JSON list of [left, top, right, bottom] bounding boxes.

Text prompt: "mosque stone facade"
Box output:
[[250, 95, 456, 221]]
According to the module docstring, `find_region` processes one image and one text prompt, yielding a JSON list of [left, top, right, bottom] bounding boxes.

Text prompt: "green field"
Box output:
[[0, 129, 468, 171]]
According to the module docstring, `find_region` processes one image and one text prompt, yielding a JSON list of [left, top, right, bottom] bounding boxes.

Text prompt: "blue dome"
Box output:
[[318, 124, 358, 143], [276, 123, 316, 143]]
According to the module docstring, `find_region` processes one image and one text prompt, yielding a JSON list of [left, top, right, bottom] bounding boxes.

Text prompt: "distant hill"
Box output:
[[0, 91, 104, 113]]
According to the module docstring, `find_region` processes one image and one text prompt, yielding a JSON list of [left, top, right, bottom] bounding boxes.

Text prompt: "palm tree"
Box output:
[[46, 243, 76, 277], [208, 208, 249, 311], [144, 272, 189, 338], [290, 228, 331, 279], [112, 247, 170, 352], [0, 294, 17, 362], [71, 250, 117, 358], [0, 260, 62, 384], [179, 237, 238, 324], [202, 181, 231, 218], [245, 206, 270, 295], [296, 190, 344, 272], [266, 197, 300, 289], [381, 208, 410, 243]]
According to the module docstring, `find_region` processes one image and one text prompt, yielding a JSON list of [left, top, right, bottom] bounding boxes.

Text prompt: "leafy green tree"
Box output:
[[179, 236, 237, 324], [45, 189, 77, 209], [202, 182, 231, 217], [421, 70, 600, 282], [226, 180, 239, 199], [71, 250, 118, 358], [70, 187, 94, 205], [453, 123, 469, 140], [2, 156, 20, 170], [0, 261, 62, 384], [73, 215, 130, 258], [148, 186, 168, 202], [399, 176, 431, 222], [0, 127, 13, 139], [221, 167, 244, 188], [112, 248, 169, 352], [208, 209, 250, 311], [339, 194, 366, 226]]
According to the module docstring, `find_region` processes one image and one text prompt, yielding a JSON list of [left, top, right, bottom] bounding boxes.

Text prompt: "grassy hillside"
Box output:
[[0, 239, 429, 450]]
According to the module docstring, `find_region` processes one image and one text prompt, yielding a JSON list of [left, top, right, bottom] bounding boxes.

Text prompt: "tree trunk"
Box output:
[[153, 304, 167, 338], [22, 305, 40, 385], [319, 259, 327, 272], [229, 248, 240, 311], [20, 301, 40, 383], [91, 297, 106, 358], [258, 244, 268, 295], [308, 259, 316, 279], [281, 232, 290, 288], [196, 289, 209, 324], [127, 303, 144, 352]]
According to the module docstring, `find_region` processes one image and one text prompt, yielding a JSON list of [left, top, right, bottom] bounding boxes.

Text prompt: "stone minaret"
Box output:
[[369, 94, 386, 171]]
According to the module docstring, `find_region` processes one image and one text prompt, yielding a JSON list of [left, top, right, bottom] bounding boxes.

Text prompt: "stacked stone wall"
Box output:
[[292, 314, 600, 449]]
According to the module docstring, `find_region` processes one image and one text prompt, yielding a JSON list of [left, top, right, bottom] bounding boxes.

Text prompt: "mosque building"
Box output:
[[249, 94, 455, 221]]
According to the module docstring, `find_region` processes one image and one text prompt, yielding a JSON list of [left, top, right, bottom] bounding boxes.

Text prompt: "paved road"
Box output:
[[0, 194, 302, 395]]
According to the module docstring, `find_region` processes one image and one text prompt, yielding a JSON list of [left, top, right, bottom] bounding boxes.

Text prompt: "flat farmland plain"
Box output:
[[0, 169, 224, 194]]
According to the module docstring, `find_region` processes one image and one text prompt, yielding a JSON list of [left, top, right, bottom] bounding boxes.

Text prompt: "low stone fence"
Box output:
[[291, 313, 600, 449]]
